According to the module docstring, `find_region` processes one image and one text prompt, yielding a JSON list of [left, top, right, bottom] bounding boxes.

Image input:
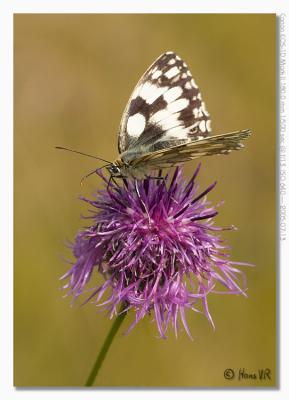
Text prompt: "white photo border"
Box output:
[[1, 1, 288, 399]]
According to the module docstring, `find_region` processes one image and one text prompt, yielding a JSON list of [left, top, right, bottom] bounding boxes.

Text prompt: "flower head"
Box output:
[[61, 165, 248, 338]]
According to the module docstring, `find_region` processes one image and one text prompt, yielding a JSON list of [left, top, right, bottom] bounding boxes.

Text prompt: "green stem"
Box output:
[[85, 304, 127, 386]]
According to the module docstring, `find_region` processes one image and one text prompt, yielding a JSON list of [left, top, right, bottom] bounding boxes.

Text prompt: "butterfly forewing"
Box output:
[[118, 51, 211, 158]]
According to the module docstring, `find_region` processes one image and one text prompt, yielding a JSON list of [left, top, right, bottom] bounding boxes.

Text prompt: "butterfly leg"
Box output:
[[106, 174, 113, 192], [121, 177, 129, 189], [145, 174, 166, 187], [145, 174, 164, 181], [107, 174, 127, 192], [111, 176, 120, 187]]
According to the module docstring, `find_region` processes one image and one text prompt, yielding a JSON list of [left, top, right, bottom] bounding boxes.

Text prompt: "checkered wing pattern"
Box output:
[[118, 51, 251, 169]]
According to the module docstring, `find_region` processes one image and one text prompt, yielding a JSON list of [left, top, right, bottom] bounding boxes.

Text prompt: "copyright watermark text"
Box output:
[[224, 368, 271, 381]]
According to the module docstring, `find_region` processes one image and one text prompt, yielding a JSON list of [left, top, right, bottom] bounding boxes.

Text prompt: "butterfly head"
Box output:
[[106, 163, 123, 178]]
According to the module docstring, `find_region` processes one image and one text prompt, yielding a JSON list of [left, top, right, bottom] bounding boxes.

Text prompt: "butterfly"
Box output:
[[56, 51, 251, 181], [106, 51, 251, 179]]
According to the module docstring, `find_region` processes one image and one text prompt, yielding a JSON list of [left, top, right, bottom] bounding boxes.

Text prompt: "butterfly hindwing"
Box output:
[[118, 52, 211, 155], [130, 130, 251, 170]]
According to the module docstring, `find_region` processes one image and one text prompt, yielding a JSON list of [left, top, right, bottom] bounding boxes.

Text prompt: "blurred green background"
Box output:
[[14, 14, 276, 387]]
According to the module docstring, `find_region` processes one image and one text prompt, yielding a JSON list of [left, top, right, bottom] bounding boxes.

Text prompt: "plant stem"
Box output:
[[85, 304, 127, 386]]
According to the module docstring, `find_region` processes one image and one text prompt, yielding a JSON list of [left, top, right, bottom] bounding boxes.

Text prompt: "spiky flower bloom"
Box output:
[[61, 165, 248, 338]]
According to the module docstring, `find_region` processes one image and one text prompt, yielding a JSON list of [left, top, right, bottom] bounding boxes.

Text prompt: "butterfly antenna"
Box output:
[[80, 165, 110, 186], [55, 146, 111, 164]]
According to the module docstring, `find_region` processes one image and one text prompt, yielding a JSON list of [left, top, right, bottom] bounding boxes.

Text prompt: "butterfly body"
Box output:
[[111, 51, 251, 179], [109, 126, 250, 179]]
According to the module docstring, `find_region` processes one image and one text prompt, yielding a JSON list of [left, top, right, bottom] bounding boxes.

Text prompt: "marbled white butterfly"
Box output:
[[57, 51, 251, 181], [108, 51, 251, 179]]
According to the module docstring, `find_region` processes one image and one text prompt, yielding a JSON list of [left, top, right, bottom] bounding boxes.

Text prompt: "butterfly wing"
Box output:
[[118, 51, 211, 158], [129, 129, 252, 170]]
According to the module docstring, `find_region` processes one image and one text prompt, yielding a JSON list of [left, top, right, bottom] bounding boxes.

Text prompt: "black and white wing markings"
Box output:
[[130, 129, 251, 170], [118, 51, 211, 156]]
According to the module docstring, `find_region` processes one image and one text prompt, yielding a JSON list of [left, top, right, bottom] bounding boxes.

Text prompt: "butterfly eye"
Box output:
[[108, 164, 121, 177]]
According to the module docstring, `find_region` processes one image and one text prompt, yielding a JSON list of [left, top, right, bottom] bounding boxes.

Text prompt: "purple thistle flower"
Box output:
[[61, 165, 249, 339]]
